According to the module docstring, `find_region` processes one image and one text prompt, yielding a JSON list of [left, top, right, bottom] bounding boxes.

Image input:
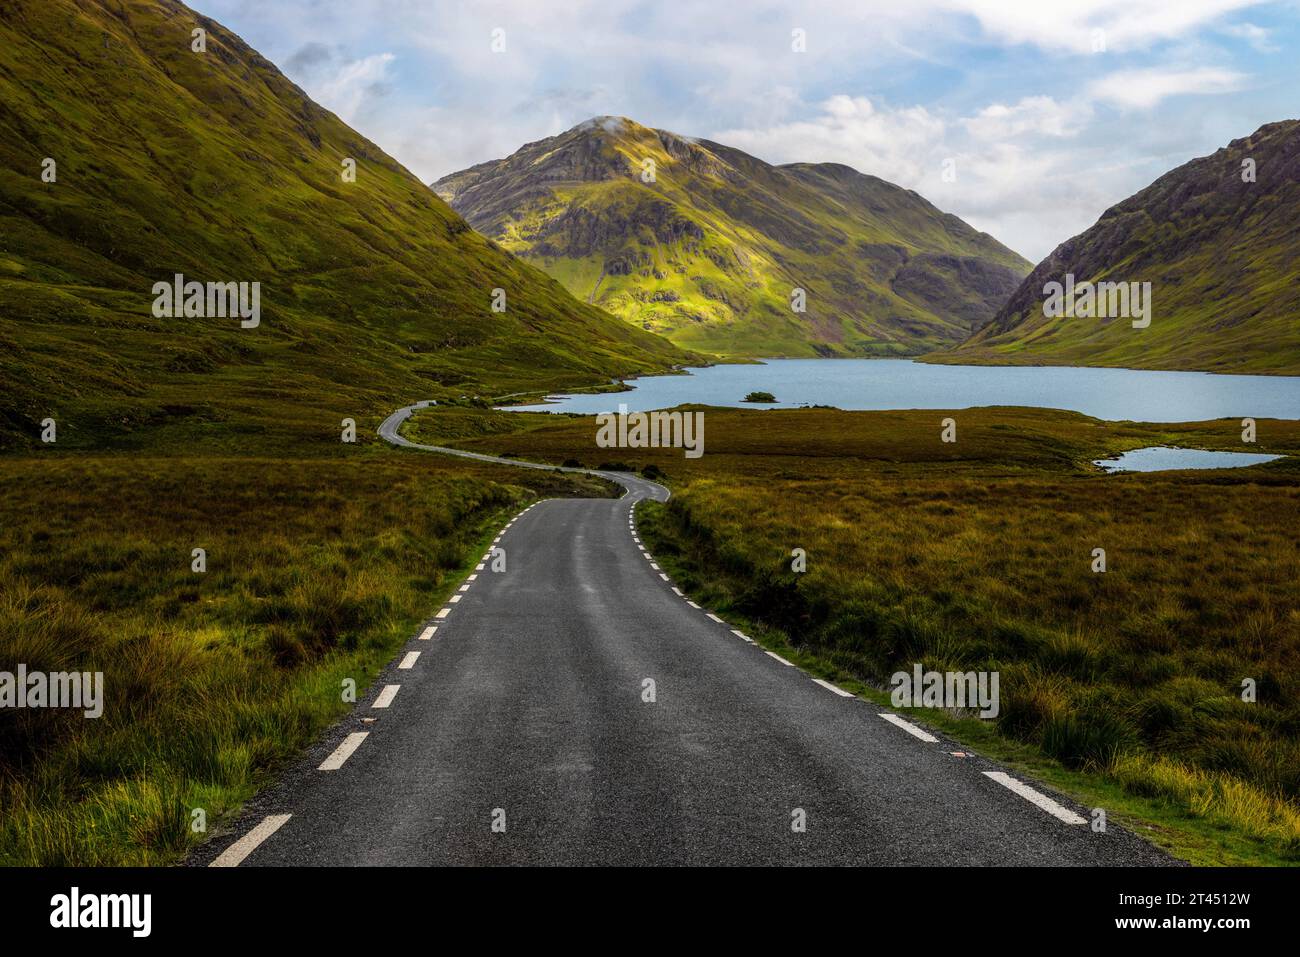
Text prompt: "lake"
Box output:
[[507, 358, 1300, 423], [1094, 447, 1283, 473]]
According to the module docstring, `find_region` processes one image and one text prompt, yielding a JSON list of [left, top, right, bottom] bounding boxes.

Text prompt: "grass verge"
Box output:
[[0, 449, 612, 865]]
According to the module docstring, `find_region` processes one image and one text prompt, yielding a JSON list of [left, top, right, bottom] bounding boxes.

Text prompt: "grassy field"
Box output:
[[413, 404, 1300, 864], [0, 444, 612, 865]]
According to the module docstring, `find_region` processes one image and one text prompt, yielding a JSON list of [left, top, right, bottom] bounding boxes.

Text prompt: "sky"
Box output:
[[201, 0, 1298, 262]]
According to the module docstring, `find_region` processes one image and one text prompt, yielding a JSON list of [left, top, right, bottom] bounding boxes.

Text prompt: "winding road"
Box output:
[[196, 403, 1170, 866]]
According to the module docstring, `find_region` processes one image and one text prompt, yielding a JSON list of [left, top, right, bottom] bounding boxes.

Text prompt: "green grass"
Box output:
[[424, 403, 1300, 864], [0, 448, 614, 865]]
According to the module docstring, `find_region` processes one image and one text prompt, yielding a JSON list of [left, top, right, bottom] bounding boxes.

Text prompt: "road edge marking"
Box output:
[[210, 814, 292, 867], [877, 712, 938, 743], [812, 678, 854, 698], [983, 771, 1088, 825], [319, 731, 369, 771]]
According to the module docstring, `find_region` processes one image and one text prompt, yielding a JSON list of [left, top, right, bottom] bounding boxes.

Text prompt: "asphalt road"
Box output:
[[195, 403, 1171, 866]]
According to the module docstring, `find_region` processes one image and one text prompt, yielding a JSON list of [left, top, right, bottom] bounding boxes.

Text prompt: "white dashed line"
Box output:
[[650, 563, 660, 570], [672, 587, 684, 596], [398, 652, 420, 670], [319, 732, 369, 771], [468, 574, 477, 581], [475, 564, 484, 571], [210, 814, 292, 867], [877, 713, 938, 743], [686, 600, 700, 609], [706, 613, 723, 623], [417, 626, 436, 641], [458, 584, 470, 592], [450, 595, 461, 603], [435, 608, 450, 619], [812, 678, 854, 698], [765, 651, 795, 667], [659, 573, 669, 581], [983, 771, 1088, 825], [373, 684, 400, 708], [730, 629, 753, 643]]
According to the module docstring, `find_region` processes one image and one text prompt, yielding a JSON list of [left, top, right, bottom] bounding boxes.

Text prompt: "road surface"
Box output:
[[194, 402, 1171, 866]]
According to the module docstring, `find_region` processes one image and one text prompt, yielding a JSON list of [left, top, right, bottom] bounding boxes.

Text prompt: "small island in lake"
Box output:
[[743, 391, 777, 403]]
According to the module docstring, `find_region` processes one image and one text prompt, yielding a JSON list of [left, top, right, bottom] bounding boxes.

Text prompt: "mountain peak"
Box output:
[[569, 115, 637, 136], [432, 124, 1030, 358]]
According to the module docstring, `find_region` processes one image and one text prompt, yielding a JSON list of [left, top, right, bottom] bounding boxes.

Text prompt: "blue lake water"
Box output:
[[1094, 447, 1283, 473], [507, 358, 1300, 423]]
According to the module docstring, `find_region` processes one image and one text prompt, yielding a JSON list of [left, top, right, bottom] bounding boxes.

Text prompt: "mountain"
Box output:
[[0, 1, 690, 450], [433, 117, 1031, 358], [940, 120, 1300, 375]]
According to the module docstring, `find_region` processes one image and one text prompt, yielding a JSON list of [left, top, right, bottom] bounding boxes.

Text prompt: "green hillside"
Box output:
[[0, 1, 691, 452], [937, 120, 1300, 374], [434, 116, 1031, 359]]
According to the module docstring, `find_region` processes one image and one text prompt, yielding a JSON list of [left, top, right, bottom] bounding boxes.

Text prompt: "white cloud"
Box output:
[[312, 52, 396, 124], [1221, 21, 1278, 51], [714, 95, 946, 188], [1087, 67, 1247, 109], [708, 92, 1175, 261], [960, 96, 1090, 139], [948, 0, 1264, 52]]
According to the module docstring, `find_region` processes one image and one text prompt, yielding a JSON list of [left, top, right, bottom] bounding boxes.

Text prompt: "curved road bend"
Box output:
[[197, 402, 1171, 866]]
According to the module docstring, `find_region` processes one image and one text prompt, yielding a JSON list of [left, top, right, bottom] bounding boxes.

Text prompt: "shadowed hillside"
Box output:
[[939, 120, 1300, 375], [0, 1, 691, 451]]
